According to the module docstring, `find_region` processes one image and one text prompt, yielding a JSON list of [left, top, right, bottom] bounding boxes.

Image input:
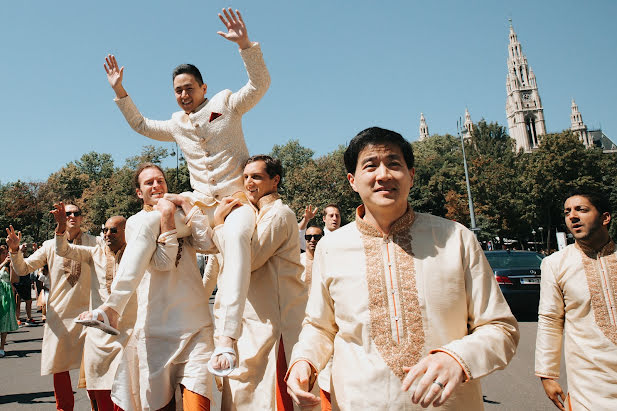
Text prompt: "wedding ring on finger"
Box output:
[[433, 380, 445, 390]]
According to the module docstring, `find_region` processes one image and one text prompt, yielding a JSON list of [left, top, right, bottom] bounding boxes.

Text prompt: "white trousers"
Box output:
[[105, 193, 255, 341]]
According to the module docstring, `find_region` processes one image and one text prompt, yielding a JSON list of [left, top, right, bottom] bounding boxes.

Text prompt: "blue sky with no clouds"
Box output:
[[2, 0, 615, 183]]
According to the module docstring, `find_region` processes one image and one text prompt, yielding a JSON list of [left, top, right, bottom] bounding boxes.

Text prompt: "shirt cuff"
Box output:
[[158, 230, 178, 245]]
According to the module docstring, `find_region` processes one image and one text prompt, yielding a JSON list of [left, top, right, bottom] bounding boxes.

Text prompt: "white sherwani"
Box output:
[[111, 208, 218, 411], [213, 194, 308, 410], [535, 241, 617, 410], [113, 42, 270, 341], [55, 234, 137, 390], [10, 232, 96, 375], [290, 206, 519, 410]]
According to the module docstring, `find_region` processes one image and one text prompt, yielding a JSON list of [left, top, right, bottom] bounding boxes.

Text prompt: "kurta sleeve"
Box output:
[[432, 235, 520, 381], [227, 43, 271, 116], [10, 245, 48, 277], [151, 232, 179, 272], [115, 95, 175, 142], [290, 244, 338, 374], [184, 208, 218, 254], [55, 233, 95, 263], [534, 256, 564, 379]]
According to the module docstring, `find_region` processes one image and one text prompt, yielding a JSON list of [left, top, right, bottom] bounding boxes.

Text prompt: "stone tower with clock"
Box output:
[[505, 22, 546, 152]]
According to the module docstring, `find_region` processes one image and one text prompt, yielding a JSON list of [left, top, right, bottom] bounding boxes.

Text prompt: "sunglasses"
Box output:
[[102, 227, 118, 234], [65, 211, 81, 217], [305, 234, 323, 241]]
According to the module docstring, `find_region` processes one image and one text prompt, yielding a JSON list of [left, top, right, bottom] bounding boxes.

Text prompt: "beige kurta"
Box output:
[[535, 241, 617, 410], [290, 206, 519, 410], [213, 194, 308, 410], [111, 208, 218, 411], [10, 232, 96, 375], [55, 234, 137, 390], [114, 42, 270, 205]]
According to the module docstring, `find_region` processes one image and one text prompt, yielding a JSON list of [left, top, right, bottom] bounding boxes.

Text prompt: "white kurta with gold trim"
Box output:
[[55, 234, 137, 390], [290, 206, 519, 410], [10, 232, 96, 375], [213, 194, 308, 410], [535, 241, 617, 410], [111, 208, 218, 411]]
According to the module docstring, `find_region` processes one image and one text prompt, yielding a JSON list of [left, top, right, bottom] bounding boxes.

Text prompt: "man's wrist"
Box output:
[[237, 38, 252, 50]]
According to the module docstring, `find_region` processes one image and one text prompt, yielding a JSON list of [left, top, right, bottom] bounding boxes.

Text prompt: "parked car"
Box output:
[[484, 250, 544, 314]]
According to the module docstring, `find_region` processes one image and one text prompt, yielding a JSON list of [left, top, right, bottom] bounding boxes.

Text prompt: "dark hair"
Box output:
[[244, 155, 284, 187], [134, 163, 166, 189], [566, 188, 611, 215], [172, 64, 204, 86], [343, 127, 415, 174], [306, 224, 324, 233], [322, 204, 340, 217]]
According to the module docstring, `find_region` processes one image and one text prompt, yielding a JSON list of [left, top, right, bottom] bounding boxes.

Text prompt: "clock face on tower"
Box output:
[[522, 92, 531, 101]]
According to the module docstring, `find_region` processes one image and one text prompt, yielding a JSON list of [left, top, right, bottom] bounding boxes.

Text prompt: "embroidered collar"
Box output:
[[143, 204, 154, 212], [67, 230, 82, 243], [575, 240, 615, 258], [256, 193, 279, 210], [192, 98, 208, 114], [355, 204, 416, 238]]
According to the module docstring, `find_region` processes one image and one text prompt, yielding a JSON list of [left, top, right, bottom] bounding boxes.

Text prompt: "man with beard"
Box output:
[[535, 189, 617, 410], [52, 208, 134, 411], [7, 203, 96, 411]]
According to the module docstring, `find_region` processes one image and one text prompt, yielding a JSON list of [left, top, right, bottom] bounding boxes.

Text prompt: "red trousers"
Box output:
[[276, 336, 295, 411], [88, 390, 114, 411], [53, 371, 74, 411]]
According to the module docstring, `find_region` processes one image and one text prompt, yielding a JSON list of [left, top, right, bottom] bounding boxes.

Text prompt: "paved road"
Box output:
[[1, 308, 565, 410]]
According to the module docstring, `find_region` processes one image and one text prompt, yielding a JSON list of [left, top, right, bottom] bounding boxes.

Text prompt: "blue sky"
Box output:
[[2, 0, 615, 183]]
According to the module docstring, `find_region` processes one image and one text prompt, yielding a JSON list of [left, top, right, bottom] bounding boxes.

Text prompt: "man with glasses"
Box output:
[[51, 208, 133, 411], [7, 203, 96, 411]]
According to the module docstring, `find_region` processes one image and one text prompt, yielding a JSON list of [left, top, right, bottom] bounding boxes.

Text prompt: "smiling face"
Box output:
[[347, 143, 414, 222], [564, 195, 611, 245], [136, 167, 168, 206], [64, 204, 83, 231], [243, 160, 280, 205], [173, 73, 207, 114]]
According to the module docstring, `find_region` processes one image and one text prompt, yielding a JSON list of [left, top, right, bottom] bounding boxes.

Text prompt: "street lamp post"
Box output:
[[531, 229, 537, 252], [538, 227, 544, 252], [457, 117, 478, 235]]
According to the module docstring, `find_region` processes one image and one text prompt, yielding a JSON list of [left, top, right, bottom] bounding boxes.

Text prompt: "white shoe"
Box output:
[[207, 346, 237, 377], [75, 308, 119, 336]]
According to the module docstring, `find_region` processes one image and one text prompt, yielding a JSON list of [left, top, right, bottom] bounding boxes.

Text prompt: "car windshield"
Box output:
[[485, 253, 543, 269]]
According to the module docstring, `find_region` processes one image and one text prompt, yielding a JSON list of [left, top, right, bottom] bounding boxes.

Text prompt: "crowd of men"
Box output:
[[1, 7, 615, 411]]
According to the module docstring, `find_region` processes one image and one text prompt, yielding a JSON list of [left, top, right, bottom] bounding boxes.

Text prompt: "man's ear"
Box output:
[[136, 188, 143, 200], [602, 212, 611, 228], [347, 172, 358, 193], [201, 83, 208, 96]]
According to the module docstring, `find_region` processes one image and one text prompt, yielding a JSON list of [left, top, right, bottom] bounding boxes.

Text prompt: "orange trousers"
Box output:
[[112, 385, 210, 411], [320, 389, 332, 411], [276, 336, 295, 411], [53, 371, 74, 411]]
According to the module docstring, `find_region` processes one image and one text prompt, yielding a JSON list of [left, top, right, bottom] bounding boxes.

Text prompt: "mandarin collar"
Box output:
[[355, 203, 416, 238], [576, 239, 615, 258], [257, 193, 280, 210]]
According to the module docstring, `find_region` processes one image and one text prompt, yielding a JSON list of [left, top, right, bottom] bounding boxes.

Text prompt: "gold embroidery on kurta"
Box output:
[[63, 232, 82, 287], [356, 205, 424, 381], [104, 244, 126, 294], [304, 256, 314, 290], [577, 241, 617, 346]]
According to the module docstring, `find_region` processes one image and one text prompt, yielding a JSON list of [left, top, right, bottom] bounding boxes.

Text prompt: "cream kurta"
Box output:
[[111, 208, 218, 411], [55, 234, 137, 390], [213, 194, 308, 410], [10, 232, 96, 375], [535, 242, 617, 410], [114, 43, 270, 204], [290, 206, 519, 410]]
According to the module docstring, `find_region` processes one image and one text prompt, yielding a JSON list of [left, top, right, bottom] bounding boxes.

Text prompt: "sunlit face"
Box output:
[[347, 143, 414, 214], [136, 167, 168, 206], [0, 247, 8, 262], [173, 73, 207, 114], [103, 218, 126, 251], [64, 204, 83, 230], [305, 226, 323, 253], [322, 206, 341, 231], [243, 161, 280, 205], [564, 195, 610, 243]]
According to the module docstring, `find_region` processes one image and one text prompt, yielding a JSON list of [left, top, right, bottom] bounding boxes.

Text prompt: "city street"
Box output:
[[0, 309, 565, 410]]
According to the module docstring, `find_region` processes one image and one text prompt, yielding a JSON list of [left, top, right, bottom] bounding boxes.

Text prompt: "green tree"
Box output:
[[125, 145, 170, 168], [75, 152, 115, 182]]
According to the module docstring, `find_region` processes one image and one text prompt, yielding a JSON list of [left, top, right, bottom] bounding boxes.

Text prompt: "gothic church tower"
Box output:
[[505, 22, 546, 152], [570, 99, 592, 148], [419, 113, 430, 141]]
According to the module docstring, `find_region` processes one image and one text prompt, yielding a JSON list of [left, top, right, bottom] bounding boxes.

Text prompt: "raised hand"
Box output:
[[50, 202, 67, 234], [217, 8, 251, 49], [6, 225, 22, 253], [103, 54, 128, 98]]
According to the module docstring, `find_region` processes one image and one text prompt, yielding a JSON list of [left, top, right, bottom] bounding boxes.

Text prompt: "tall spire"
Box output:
[[419, 113, 430, 141], [505, 20, 547, 152], [570, 99, 592, 147], [462, 108, 473, 139]]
